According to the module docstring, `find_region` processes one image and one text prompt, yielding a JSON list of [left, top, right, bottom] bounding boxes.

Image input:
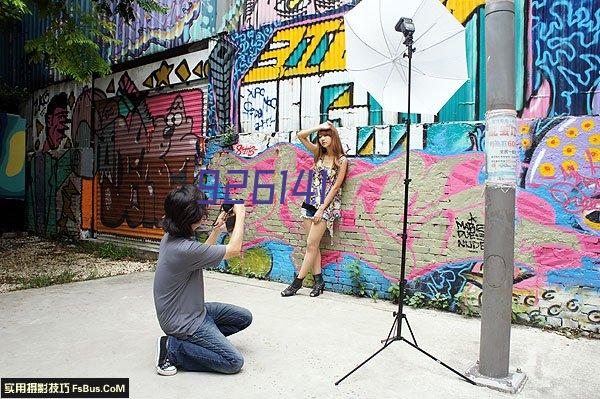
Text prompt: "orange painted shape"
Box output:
[[92, 174, 164, 239], [81, 178, 93, 230]]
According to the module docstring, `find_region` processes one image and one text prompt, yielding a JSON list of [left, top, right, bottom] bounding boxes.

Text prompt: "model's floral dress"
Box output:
[[301, 155, 346, 237]]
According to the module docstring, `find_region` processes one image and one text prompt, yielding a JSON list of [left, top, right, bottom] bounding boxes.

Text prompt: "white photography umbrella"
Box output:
[[344, 0, 468, 115], [336, 0, 476, 387]]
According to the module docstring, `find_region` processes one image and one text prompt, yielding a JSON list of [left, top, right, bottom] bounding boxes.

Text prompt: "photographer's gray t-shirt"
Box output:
[[153, 233, 226, 338]]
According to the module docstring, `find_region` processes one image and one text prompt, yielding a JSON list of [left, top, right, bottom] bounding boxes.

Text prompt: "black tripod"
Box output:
[[335, 18, 476, 387]]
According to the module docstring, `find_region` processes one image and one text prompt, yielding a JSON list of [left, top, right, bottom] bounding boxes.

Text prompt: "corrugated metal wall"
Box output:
[[0, 0, 100, 92], [527, 0, 600, 116], [241, 0, 357, 30], [105, 0, 220, 64], [0, 9, 51, 91], [438, 7, 484, 121], [93, 82, 207, 239]]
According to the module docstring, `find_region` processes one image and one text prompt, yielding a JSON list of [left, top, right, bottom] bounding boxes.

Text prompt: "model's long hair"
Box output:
[[315, 125, 346, 168], [161, 184, 208, 237]]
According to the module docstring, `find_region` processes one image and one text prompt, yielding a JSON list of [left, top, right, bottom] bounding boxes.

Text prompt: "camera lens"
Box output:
[[226, 214, 236, 233]]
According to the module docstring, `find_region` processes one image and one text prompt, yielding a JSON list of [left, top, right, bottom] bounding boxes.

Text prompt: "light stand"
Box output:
[[335, 18, 476, 387]]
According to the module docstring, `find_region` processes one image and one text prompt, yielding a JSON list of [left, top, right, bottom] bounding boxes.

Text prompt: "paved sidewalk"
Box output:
[[1, 271, 599, 399]]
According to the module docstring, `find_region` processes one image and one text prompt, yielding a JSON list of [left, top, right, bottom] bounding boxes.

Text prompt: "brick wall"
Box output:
[[204, 115, 600, 336]]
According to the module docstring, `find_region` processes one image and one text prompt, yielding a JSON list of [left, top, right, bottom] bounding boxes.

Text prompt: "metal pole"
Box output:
[[466, 0, 527, 392], [481, 0, 516, 377], [397, 37, 413, 339]]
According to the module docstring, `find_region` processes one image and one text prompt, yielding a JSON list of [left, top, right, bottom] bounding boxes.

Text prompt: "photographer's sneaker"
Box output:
[[155, 336, 177, 376]]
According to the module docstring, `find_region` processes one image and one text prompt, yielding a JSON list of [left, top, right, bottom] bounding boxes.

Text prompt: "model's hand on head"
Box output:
[[318, 121, 332, 130]]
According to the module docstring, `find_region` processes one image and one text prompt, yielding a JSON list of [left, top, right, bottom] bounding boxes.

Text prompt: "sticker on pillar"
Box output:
[[485, 109, 518, 186]]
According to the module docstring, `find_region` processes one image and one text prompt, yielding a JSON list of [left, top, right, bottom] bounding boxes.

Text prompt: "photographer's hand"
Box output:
[[214, 211, 228, 233], [224, 204, 246, 259], [205, 211, 227, 245]]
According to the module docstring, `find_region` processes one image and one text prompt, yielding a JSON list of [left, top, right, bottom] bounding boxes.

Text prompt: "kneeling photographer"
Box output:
[[153, 184, 251, 376]]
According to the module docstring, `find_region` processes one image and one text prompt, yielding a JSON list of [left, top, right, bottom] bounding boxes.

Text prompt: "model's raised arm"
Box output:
[[297, 122, 331, 156]]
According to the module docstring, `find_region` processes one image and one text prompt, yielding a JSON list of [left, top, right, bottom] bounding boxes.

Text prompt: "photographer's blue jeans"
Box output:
[[167, 302, 252, 374]]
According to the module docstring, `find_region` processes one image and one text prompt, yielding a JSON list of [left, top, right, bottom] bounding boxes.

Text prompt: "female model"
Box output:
[[281, 121, 348, 297]]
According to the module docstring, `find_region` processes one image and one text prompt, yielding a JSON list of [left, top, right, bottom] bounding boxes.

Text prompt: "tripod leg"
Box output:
[[403, 315, 418, 347], [400, 338, 477, 385], [381, 313, 399, 344], [335, 339, 396, 385]]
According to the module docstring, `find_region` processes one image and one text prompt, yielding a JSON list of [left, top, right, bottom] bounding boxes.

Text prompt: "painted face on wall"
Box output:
[[153, 94, 194, 159], [44, 93, 70, 151]]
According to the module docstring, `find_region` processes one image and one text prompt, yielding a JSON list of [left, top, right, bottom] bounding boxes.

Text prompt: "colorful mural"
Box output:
[[94, 81, 204, 237], [202, 115, 599, 334], [109, 0, 218, 63], [27, 82, 84, 237], [0, 114, 26, 199], [26, 50, 214, 238], [22, 0, 600, 335], [204, 0, 600, 131], [524, 0, 600, 117], [96, 47, 212, 93], [241, 0, 354, 30]]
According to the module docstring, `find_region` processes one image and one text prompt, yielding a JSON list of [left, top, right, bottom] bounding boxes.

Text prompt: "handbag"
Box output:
[[301, 201, 318, 213]]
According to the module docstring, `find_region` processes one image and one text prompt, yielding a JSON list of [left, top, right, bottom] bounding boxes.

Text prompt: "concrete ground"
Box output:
[[1, 271, 599, 399]]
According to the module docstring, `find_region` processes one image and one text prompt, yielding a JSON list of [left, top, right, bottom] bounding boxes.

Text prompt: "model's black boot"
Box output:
[[281, 276, 304, 297], [309, 273, 325, 297]]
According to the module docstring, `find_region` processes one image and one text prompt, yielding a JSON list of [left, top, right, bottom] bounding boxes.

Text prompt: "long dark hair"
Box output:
[[161, 184, 208, 237]]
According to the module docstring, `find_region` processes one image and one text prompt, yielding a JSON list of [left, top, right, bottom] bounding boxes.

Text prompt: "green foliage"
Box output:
[[428, 293, 450, 310], [388, 282, 400, 304], [453, 291, 480, 317], [20, 270, 75, 288], [216, 124, 239, 147], [78, 241, 136, 260], [370, 290, 379, 302], [399, 291, 453, 311], [25, 3, 118, 82], [96, 243, 136, 260], [406, 291, 428, 307], [4, 0, 167, 83], [95, 0, 167, 24], [86, 268, 100, 280], [526, 311, 547, 328], [346, 260, 382, 299], [0, 0, 29, 21], [347, 260, 366, 297], [225, 247, 271, 278]]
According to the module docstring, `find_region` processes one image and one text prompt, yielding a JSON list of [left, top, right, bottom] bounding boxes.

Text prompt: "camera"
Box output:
[[220, 203, 236, 233]]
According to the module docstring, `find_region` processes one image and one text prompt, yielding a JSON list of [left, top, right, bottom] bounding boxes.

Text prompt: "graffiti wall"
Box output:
[[26, 49, 213, 238], [202, 115, 599, 335], [108, 0, 218, 63], [92, 50, 211, 238], [241, 0, 354, 29], [23, 0, 600, 334], [94, 86, 205, 238], [205, 0, 600, 132], [0, 114, 26, 199], [26, 82, 85, 237]]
